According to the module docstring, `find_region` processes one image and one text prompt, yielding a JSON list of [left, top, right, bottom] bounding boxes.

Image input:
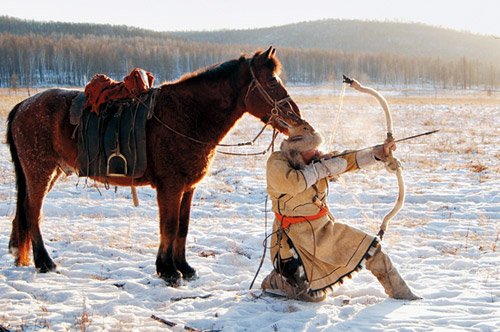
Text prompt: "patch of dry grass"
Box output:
[[493, 228, 499, 253], [389, 95, 500, 106], [467, 161, 488, 173], [0, 89, 35, 118]]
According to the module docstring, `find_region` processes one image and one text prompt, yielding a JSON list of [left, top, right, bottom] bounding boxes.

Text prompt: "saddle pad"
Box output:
[[76, 94, 151, 178], [69, 92, 86, 126]]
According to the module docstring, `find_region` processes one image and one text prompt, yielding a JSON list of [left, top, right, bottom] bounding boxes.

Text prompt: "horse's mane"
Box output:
[[175, 57, 245, 84], [170, 50, 282, 85]]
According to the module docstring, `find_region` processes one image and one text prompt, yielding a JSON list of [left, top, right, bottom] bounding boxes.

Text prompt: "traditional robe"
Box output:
[[267, 151, 379, 291]]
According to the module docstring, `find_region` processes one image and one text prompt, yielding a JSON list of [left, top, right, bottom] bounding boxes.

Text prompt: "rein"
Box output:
[[151, 111, 272, 148], [216, 129, 280, 156]]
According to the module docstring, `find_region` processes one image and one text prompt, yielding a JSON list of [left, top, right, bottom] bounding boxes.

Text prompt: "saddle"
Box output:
[[69, 68, 157, 180], [70, 90, 157, 179]]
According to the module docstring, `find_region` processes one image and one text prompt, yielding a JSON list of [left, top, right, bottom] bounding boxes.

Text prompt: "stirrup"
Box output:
[[107, 151, 128, 177]]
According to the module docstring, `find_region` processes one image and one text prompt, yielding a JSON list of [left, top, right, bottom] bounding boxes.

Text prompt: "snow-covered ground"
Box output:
[[0, 86, 499, 331]]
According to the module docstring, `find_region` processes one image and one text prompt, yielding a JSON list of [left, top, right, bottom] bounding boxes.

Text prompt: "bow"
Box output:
[[342, 75, 405, 240]]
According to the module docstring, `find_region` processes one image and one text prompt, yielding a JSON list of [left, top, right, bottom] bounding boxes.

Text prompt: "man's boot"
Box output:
[[261, 270, 326, 302], [365, 244, 421, 300]]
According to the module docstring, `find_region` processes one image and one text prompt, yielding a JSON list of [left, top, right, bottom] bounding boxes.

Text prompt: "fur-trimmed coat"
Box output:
[[267, 151, 378, 291]]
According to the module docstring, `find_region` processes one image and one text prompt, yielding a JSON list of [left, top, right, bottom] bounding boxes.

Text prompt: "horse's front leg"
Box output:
[[155, 185, 182, 286], [175, 189, 196, 279]]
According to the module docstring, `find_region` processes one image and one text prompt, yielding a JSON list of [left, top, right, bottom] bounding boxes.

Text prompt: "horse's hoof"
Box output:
[[158, 270, 182, 287], [36, 260, 57, 273], [181, 268, 197, 280], [160, 275, 182, 287], [177, 263, 197, 280], [184, 273, 198, 281]]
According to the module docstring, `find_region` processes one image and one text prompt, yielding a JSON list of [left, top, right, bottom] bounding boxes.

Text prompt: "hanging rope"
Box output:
[[249, 195, 271, 290]]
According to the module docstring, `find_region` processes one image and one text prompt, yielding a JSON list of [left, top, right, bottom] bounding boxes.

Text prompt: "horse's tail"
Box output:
[[7, 102, 28, 229]]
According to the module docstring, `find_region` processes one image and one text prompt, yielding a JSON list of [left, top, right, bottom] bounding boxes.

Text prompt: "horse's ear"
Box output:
[[253, 46, 276, 65], [270, 47, 276, 58], [264, 46, 275, 59]]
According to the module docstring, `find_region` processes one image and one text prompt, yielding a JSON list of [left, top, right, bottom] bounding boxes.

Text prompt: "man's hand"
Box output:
[[373, 140, 397, 162]]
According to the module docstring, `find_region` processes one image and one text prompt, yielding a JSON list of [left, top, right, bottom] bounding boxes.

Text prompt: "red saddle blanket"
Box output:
[[84, 68, 155, 114]]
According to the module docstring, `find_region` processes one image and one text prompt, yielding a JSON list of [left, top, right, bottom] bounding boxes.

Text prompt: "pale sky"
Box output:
[[2, 0, 499, 36]]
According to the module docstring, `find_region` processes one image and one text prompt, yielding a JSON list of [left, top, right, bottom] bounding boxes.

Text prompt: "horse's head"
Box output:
[[243, 46, 305, 135]]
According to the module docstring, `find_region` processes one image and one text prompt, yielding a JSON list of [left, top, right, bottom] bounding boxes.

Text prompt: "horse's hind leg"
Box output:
[[174, 189, 196, 279], [48, 168, 63, 192], [9, 168, 62, 266], [9, 170, 58, 270], [27, 166, 61, 272], [11, 156, 59, 272]]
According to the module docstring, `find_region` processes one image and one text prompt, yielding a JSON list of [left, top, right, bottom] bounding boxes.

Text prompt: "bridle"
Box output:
[[244, 60, 305, 131]]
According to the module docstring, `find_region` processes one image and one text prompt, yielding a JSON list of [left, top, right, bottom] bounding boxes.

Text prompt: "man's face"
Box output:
[[300, 149, 319, 165]]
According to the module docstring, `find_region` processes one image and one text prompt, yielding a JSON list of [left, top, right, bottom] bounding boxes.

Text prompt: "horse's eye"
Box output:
[[267, 77, 280, 88]]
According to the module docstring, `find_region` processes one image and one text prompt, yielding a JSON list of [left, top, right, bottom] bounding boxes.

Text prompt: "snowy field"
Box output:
[[0, 86, 499, 331]]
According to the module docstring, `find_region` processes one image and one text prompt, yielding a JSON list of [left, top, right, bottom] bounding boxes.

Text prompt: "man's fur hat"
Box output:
[[280, 122, 323, 169]]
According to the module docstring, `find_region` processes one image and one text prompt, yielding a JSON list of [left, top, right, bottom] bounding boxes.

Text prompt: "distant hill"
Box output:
[[2, 16, 498, 65], [171, 19, 500, 65], [0, 15, 176, 40], [0, 16, 498, 89]]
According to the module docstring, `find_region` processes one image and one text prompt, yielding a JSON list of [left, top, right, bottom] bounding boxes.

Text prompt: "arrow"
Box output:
[[324, 130, 440, 159]]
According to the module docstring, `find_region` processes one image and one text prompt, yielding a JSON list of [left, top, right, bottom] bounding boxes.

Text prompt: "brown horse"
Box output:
[[6, 47, 307, 285]]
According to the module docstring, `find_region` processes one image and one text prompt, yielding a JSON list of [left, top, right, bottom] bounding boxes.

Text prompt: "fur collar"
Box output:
[[280, 131, 324, 169]]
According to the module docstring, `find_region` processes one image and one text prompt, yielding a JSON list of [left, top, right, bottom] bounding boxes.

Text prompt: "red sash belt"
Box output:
[[275, 206, 329, 228]]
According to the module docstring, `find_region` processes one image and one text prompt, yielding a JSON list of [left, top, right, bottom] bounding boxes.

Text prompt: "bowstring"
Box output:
[[328, 81, 374, 232], [326, 81, 347, 150]]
